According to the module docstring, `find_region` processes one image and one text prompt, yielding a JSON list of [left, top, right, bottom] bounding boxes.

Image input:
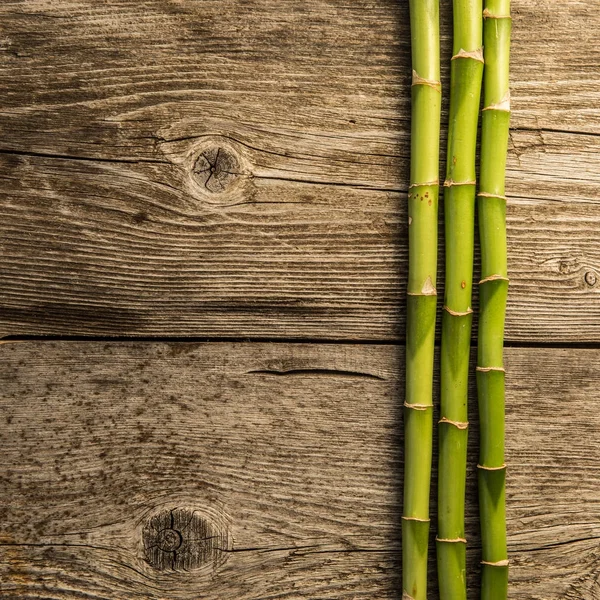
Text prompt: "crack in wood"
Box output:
[[247, 367, 386, 380]]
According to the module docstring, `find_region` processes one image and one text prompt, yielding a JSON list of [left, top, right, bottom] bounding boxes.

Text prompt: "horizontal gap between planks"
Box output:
[[3, 335, 600, 350]]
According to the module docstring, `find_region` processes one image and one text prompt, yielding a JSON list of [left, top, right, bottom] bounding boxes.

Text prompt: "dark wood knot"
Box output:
[[155, 528, 182, 552], [142, 507, 231, 572], [193, 146, 240, 194]]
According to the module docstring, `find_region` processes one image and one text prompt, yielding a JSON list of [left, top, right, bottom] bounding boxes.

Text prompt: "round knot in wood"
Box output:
[[193, 146, 240, 194], [142, 507, 230, 572], [156, 528, 182, 552], [585, 271, 597, 287]]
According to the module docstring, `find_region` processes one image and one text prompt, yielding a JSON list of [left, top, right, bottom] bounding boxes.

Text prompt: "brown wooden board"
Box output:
[[1, 1, 599, 341], [1, 341, 598, 599]]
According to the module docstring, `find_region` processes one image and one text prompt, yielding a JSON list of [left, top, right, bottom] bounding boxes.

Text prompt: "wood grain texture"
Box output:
[[1, 0, 599, 341], [0, 341, 599, 599]]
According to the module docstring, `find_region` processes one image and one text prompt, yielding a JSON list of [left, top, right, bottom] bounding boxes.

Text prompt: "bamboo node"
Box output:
[[477, 192, 507, 201], [443, 305, 473, 317], [402, 516, 430, 522], [483, 8, 511, 19], [411, 70, 442, 92], [479, 274, 510, 285], [444, 179, 476, 187], [407, 291, 438, 297], [476, 366, 506, 373], [483, 90, 511, 112], [477, 463, 507, 471], [409, 180, 439, 189], [436, 537, 467, 544], [403, 402, 431, 411], [481, 559, 510, 567], [438, 417, 469, 430], [451, 47, 484, 63], [402, 592, 416, 600], [421, 276, 436, 296]]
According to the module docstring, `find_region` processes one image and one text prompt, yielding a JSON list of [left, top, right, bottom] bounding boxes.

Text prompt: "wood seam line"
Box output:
[[409, 180, 439, 189], [411, 70, 442, 92], [478, 192, 508, 201], [476, 366, 506, 373], [403, 402, 432, 411], [401, 516, 430, 522], [436, 537, 468, 544], [483, 90, 511, 112], [481, 559, 510, 567], [443, 306, 473, 317], [444, 179, 477, 187], [479, 274, 510, 284], [483, 8, 511, 19], [439, 417, 469, 430], [477, 464, 507, 471], [451, 47, 484, 63]]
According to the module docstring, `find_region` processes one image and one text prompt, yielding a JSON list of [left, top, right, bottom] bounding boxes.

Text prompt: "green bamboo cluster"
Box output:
[[477, 1, 511, 598], [403, 1, 441, 598], [438, 1, 483, 598], [404, 1, 510, 599]]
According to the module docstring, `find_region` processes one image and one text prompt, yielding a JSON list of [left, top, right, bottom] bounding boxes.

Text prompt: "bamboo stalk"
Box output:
[[477, 1, 511, 598], [437, 1, 483, 598], [403, 2, 441, 599]]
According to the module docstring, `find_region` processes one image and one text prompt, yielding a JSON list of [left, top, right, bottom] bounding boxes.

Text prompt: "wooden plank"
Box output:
[[1, 0, 599, 341], [1, 341, 598, 599]]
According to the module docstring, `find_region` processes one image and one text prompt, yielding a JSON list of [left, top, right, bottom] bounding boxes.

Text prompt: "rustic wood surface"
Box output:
[[1, 342, 599, 600], [1, 0, 599, 341], [1, 1, 599, 599]]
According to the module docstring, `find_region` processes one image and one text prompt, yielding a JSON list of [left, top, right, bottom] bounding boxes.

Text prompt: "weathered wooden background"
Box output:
[[0, 1, 598, 599]]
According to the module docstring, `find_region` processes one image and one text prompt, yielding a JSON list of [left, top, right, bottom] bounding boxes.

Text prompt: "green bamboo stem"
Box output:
[[438, 1, 483, 598], [403, 2, 441, 599], [477, 1, 511, 598]]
